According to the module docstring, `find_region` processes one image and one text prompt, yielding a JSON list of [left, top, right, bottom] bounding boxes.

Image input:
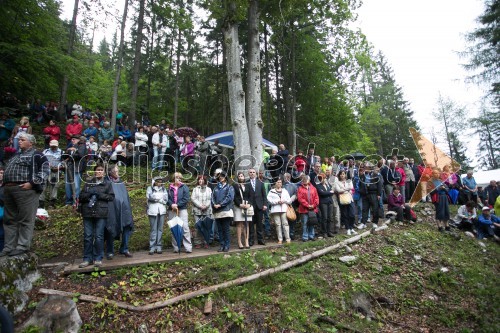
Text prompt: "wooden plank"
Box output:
[[62, 243, 281, 275]]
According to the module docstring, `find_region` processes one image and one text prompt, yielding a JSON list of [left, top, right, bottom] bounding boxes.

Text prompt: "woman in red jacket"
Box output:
[[42, 119, 61, 148], [297, 175, 319, 241]]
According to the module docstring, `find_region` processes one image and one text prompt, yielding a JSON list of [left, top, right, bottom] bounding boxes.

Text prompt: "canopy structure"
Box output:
[[205, 131, 278, 151], [461, 169, 500, 187]]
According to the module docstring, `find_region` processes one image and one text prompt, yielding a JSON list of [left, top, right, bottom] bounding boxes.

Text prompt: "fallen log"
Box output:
[[40, 229, 377, 311]]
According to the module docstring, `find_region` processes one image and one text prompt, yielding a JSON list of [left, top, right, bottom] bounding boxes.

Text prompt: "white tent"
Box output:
[[461, 169, 500, 187]]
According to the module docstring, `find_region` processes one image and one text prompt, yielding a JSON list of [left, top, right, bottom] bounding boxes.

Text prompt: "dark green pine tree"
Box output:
[[359, 52, 420, 159]]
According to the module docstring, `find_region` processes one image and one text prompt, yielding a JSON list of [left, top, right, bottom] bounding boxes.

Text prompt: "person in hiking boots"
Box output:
[[316, 173, 335, 238], [78, 164, 114, 268]]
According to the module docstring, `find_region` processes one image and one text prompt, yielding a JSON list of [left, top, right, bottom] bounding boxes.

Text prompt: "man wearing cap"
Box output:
[[0, 133, 49, 257], [65, 116, 83, 145], [40, 140, 63, 208], [477, 206, 500, 240]]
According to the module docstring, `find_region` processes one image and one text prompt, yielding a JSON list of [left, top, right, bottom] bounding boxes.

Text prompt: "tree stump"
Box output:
[[22, 296, 81, 333]]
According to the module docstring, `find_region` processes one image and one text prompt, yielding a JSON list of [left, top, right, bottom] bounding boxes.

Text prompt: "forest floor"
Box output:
[[16, 180, 500, 333]]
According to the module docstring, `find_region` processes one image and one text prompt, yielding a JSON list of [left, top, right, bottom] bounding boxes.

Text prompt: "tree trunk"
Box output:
[[129, 0, 145, 129], [221, 38, 228, 132], [246, 0, 263, 170], [290, 27, 297, 155], [146, 11, 155, 115], [58, 0, 79, 120], [173, 26, 182, 128], [111, 0, 129, 131], [264, 22, 271, 141], [224, 23, 251, 165]]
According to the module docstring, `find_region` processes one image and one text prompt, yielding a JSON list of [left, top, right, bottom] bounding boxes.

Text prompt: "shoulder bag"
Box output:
[[238, 185, 254, 216]]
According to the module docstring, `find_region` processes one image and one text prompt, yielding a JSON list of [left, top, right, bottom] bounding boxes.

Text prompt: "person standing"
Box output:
[[485, 180, 499, 208], [233, 172, 252, 249], [42, 120, 61, 149], [11, 117, 32, 152], [358, 166, 383, 229], [152, 127, 168, 171], [78, 164, 114, 267], [146, 177, 168, 255], [430, 169, 451, 232], [0, 168, 4, 252], [335, 170, 356, 235], [167, 172, 192, 253], [0, 134, 49, 257], [211, 171, 234, 252], [283, 173, 298, 239], [65, 116, 83, 145], [192, 175, 213, 249], [105, 165, 134, 259], [325, 168, 341, 234], [297, 175, 320, 241], [267, 178, 292, 244], [197, 136, 211, 176], [316, 173, 335, 238], [63, 135, 87, 206], [247, 168, 268, 246], [40, 140, 62, 209], [462, 170, 478, 203]]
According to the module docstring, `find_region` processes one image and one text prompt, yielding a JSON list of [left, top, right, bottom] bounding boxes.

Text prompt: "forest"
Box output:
[[0, 0, 498, 168]]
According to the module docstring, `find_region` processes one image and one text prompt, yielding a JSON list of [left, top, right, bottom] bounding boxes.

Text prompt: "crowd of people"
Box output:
[[0, 100, 499, 266]]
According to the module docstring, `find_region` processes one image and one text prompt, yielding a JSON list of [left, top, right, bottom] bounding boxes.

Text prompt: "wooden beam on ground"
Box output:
[[41, 229, 377, 311]]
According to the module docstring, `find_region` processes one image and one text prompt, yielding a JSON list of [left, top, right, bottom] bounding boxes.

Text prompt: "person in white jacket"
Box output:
[[267, 178, 292, 244], [146, 177, 168, 254], [151, 127, 168, 170], [452, 201, 477, 231]]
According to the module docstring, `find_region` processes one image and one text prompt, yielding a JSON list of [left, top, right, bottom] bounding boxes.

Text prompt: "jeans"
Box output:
[[119, 226, 132, 254], [149, 214, 165, 251], [354, 198, 362, 222], [216, 217, 232, 250], [65, 172, 81, 205], [153, 147, 164, 170], [301, 213, 315, 241], [264, 209, 271, 236], [83, 218, 106, 262]]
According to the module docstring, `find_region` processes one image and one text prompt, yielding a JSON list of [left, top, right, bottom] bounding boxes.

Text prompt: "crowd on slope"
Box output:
[[0, 99, 499, 266]]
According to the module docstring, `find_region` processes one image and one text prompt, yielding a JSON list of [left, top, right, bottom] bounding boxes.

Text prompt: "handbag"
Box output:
[[339, 191, 353, 205], [286, 204, 296, 221], [238, 186, 254, 216], [307, 211, 318, 226]]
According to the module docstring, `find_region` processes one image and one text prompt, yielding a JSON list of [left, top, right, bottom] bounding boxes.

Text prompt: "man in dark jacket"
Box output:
[[358, 166, 383, 229], [248, 168, 268, 246], [78, 164, 114, 268]]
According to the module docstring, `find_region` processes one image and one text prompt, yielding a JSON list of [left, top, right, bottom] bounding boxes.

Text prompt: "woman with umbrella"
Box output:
[[211, 171, 235, 252], [167, 172, 192, 253], [233, 171, 252, 249], [191, 175, 213, 249]]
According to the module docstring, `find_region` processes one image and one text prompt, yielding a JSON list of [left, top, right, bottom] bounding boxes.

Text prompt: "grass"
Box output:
[[23, 154, 500, 333]]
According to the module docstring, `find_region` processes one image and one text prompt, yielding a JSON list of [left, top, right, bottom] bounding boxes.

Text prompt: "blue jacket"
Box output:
[[83, 126, 98, 139], [167, 183, 190, 210], [211, 183, 235, 213], [478, 213, 500, 226]]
